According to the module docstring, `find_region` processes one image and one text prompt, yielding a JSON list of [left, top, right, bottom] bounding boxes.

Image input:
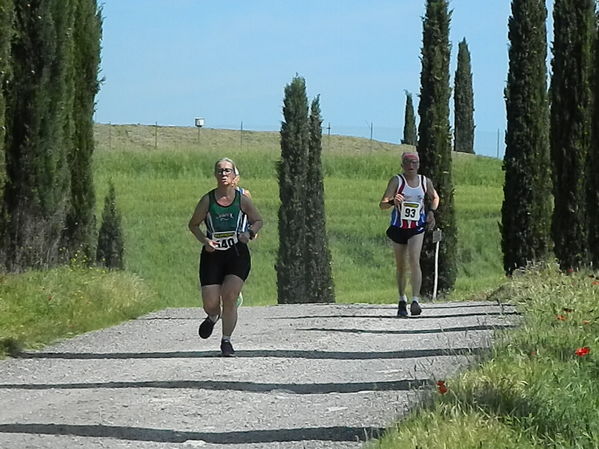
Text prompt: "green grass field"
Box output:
[[92, 124, 504, 308]]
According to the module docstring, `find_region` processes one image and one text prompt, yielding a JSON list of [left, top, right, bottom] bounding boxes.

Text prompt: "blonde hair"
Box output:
[[214, 157, 239, 176]]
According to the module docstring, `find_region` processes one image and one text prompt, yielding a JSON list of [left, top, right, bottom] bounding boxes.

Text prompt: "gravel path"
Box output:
[[0, 301, 518, 448]]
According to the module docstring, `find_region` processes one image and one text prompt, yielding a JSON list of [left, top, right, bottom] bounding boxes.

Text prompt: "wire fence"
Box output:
[[96, 120, 506, 159]]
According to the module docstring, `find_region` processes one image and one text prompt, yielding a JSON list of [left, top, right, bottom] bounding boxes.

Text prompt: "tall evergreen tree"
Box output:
[[305, 95, 335, 303], [454, 38, 475, 154], [550, 0, 595, 271], [276, 76, 309, 303], [501, 0, 552, 275], [590, 17, 599, 267], [96, 181, 124, 269], [401, 91, 417, 145], [62, 0, 102, 262], [3, 0, 75, 270], [0, 0, 13, 257], [417, 0, 457, 295]]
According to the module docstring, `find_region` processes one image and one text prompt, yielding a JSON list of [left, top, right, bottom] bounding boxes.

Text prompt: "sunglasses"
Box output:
[[216, 168, 234, 175]]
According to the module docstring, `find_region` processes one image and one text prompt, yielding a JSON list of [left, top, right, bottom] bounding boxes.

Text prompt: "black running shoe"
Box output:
[[397, 301, 408, 317], [220, 339, 235, 357], [198, 316, 217, 339], [410, 301, 422, 316]]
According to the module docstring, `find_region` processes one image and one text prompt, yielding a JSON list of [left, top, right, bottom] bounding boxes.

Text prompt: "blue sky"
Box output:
[[95, 1, 555, 158]]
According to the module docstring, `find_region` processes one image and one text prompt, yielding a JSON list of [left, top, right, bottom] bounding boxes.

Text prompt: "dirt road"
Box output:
[[0, 301, 517, 448]]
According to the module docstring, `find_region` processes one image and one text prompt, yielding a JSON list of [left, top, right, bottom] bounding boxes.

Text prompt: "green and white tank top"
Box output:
[[205, 189, 245, 251]]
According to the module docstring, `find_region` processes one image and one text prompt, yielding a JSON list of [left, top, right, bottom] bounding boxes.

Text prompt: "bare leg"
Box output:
[[201, 285, 222, 317], [220, 275, 244, 337], [392, 242, 408, 298], [406, 232, 425, 298]]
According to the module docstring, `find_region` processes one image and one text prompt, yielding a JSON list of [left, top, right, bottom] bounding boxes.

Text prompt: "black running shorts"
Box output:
[[386, 225, 424, 245], [199, 242, 251, 286]]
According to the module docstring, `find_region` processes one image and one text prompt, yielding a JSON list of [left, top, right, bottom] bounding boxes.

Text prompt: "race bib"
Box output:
[[212, 231, 238, 250], [400, 202, 422, 221]]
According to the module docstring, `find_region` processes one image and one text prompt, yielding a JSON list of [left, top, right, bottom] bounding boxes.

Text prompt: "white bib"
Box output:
[[400, 201, 422, 221], [212, 231, 238, 251]]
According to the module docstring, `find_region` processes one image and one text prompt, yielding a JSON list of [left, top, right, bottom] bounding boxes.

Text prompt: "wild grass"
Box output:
[[368, 265, 599, 449], [0, 262, 158, 356]]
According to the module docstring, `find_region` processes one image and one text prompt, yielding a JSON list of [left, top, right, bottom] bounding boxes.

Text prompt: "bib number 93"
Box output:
[[400, 202, 421, 221]]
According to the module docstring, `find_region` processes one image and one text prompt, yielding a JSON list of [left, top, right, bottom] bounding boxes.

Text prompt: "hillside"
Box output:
[[93, 123, 415, 155]]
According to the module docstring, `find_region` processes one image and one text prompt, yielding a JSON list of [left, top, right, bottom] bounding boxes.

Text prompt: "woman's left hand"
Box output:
[[238, 231, 251, 244]]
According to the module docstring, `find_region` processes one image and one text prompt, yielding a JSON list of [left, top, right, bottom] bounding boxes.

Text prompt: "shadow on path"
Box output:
[[299, 324, 517, 335], [0, 378, 431, 393], [15, 347, 484, 360], [0, 423, 386, 444]]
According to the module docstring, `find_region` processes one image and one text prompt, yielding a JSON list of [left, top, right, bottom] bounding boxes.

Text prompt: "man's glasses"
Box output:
[[216, 168, 234, 175]]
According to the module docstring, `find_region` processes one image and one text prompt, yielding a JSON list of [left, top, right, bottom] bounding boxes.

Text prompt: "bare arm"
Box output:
[[238, 195, 263, 243], [426, 178, 440, 210], [188, 194, 216, 251], [379, 176, 400, 210], [425, 177, 440, 230]]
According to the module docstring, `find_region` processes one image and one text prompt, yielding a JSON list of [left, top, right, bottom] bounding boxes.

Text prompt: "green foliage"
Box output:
[[502, 0, 552, 275], [62, 0, 102, 261], [590, 25, 599, 267], [550, 0, 595, 271], [0, 265, 158, 357], [417, 0, 457, 295], [401, 91, 417, 146], [454, 38, 475, 154], [2, 0, 75, 270], [277, 75, 309, 303], [306, 95, 335, 303], [277, 78, 335, 303], [96, 181, 124, 270], [0, 0, 13, 207], [369, 266, 599, 449]]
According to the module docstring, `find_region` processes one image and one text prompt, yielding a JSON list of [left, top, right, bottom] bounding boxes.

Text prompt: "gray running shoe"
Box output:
[[220, 339, 235, 357], [410, 301, 422, 316]]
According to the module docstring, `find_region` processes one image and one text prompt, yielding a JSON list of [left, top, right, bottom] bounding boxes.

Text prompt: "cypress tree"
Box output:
[[417, 0, 457, 295], [62, 0, 102, 262], [590, 19, 599, 267], [550, 0, 595, 271], [305, 95, 335, 303], [454, 38, 475, 154], [0, 0, 13, 265], [96, 181, 124, 270], [3, 0, 75, 270], [501, 0, 552, 275], [401, 91, 417, 145], [276, 76, 309, 303]]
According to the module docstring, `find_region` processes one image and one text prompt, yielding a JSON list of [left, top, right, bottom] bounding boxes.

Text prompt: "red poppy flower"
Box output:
[[592, 281, 599, 286], [575, 347, 591, 357], [436, 380, 448, 394], [556, 314, 567, 321], [567, 268, 574, 274]]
